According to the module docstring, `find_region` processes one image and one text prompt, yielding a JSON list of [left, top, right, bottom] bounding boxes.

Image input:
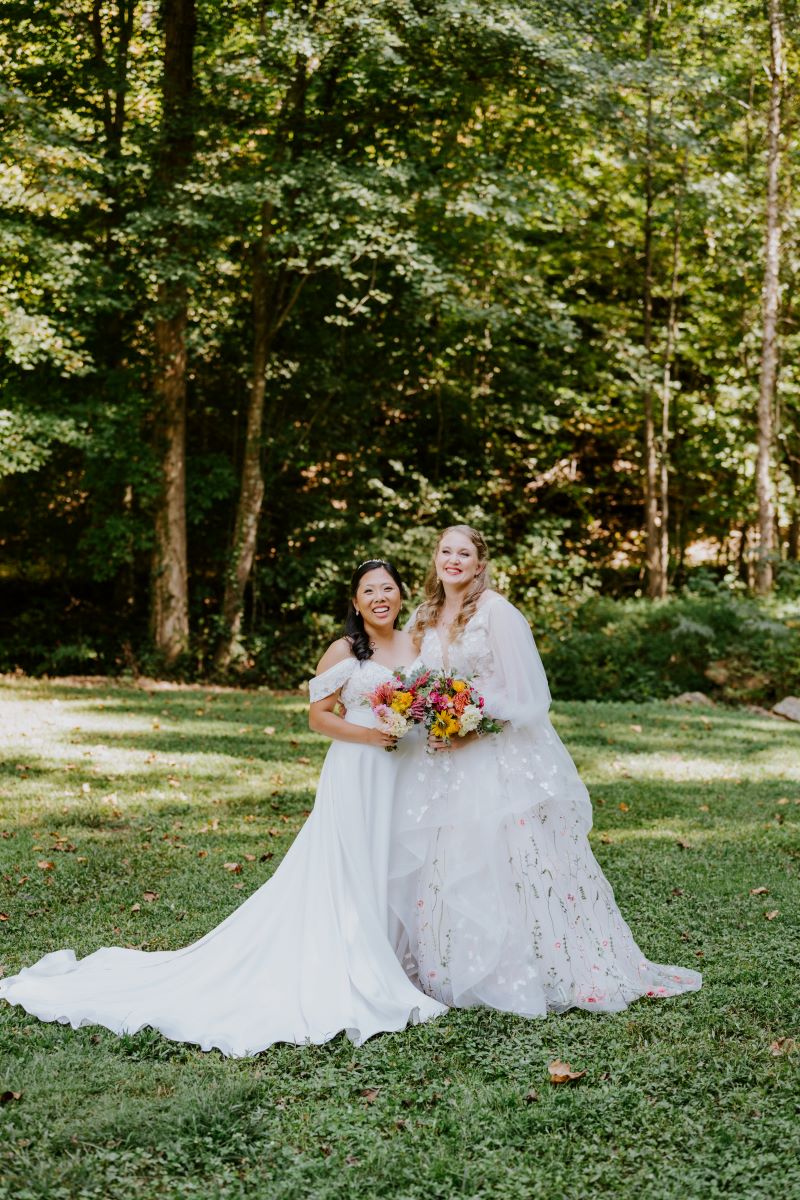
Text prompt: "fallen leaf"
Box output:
[[243, 854, 256, 862], [765, 910, 779, 920], [345, 1155, 359, 1166], [0, 914, 8, 921], [223, 862, 242, 873], [263, 726, 276, 736], [142, 891, 159, 902], [630, 723, 642, 733], [260, 853, 274, 862], [671, 888, 685, 896], [618, 802, 629, 812], [769, 1038, 796, 1056], [676, 840, 692, 850], [130, 903, 141, 912], [297, 756, 311, 765], [360, 1087, 380, 1103], [0, 1091, 22, 1105], [777, 797, 789, 806], [524, 1089, 539, 1102], [599, 834, 613, 845], [698, 804, 710, 813], [750, 886, 769, 896], [232, 882, 244, 890], [320, 1144, 332, 1157], [36, 861, 54, 871], [548, 1059, 586, 1085]]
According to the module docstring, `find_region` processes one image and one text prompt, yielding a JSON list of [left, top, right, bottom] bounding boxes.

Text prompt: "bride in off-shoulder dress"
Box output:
[[0, 561, 446, 1056]]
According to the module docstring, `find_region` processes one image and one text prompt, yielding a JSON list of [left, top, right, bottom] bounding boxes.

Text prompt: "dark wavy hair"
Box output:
[[344, 559, 405, 662]]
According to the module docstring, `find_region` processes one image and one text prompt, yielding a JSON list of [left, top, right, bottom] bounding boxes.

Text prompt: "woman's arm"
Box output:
[[309, 691, 397, 748], [479, 597, 551, 731], [307, 639, 397, 749]]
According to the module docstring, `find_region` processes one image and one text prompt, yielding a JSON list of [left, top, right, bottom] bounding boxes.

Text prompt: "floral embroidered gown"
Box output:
[[389, 592, 702, 1015], [0, 656, 447, 1056]]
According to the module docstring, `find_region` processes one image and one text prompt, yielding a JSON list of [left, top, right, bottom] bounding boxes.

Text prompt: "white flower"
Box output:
[[458, 705, 482, 735]]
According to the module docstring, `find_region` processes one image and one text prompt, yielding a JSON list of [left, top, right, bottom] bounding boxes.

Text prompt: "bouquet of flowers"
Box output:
[[405, 670, 503, 746], [364, 676, 422, 748], [365, 669, 501, 750]]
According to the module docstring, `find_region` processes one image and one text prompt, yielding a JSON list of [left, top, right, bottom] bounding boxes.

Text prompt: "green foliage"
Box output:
[[0, 0, 799, 686], [542, 583, 800, 703]]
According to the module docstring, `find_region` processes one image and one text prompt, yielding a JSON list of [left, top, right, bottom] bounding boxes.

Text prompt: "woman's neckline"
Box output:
[[362, 655, 410, 673], [433, 590, 501, 670], [435, 588, 500, 631]]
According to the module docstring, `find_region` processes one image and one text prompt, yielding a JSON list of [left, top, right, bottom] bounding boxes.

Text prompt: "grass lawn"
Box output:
[[1, 677, 798, 1200]]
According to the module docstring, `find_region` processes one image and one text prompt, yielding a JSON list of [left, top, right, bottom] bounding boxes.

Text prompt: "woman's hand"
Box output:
[[363, 727, 398, 750], [427, 731, 478, 752]]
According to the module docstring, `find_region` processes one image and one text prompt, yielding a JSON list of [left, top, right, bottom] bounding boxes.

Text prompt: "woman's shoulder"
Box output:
[[477, 589, 510, 616], [314, 637, 354, 675], [481, 591, 531, 630]]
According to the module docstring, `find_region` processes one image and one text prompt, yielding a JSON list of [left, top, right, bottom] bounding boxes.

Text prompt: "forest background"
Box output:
[[1, 0, 799, 703]]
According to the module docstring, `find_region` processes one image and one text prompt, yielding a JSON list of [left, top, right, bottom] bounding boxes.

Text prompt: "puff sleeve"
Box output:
[[308, 656, 356, 703], [477, 597, 551, 731]]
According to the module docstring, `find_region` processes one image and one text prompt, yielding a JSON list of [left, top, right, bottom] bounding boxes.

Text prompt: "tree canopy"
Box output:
[[1, 0, 798, 682]]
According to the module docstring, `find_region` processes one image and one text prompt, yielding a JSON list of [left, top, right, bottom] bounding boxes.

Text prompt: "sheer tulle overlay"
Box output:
[[0, 658, 446, 1056], [389, 594, 702, 1015]]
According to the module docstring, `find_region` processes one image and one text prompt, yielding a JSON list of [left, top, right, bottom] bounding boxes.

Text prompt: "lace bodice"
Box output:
[[411, 592, 552, 731], [309, 654, 411, 714], [416, 598, 497, 680]]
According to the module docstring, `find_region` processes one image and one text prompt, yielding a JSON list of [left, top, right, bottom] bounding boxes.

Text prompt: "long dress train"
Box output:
[[389, 593, 702, 1015], [0, 657, 446, 1056]]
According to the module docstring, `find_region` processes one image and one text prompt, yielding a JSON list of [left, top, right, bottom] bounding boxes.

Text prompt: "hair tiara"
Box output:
[[356, 558, 391, 569]]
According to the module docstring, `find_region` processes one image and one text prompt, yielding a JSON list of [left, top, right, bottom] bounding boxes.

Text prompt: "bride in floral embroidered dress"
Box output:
[[0, 560, 446, 1055], [389, 526, 702, 1015]]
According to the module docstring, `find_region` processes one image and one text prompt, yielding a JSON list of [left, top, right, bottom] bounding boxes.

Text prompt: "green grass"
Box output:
[[1, 678, 798, 1200]]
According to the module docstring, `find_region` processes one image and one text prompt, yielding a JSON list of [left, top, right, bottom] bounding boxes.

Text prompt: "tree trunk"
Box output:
[[658, 167, 685, 597], [214, 216, 272, 671], [642, 2, 661, 598], [150, 0, 196, 663], [755, 0, 784, 595], [214, 52, 310, 672], [786, 450, 800, 560]]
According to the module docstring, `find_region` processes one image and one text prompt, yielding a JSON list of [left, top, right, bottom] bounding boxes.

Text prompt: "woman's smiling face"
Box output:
[[435, 531, 484, 587], [354, 567, 402, 631]]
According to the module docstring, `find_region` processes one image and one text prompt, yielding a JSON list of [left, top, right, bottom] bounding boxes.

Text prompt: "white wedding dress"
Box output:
[[389, 592, 702, 1015], [0, 656, 447, 1056]]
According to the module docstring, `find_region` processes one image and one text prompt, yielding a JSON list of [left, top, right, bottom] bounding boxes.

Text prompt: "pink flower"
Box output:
[[370, 682, 395, 707], [586, 997, 597, 1003], [518, 818, 526, 827], [646, 990, 656, 997], [567, 893, 575, 902], [591, 964, 599, 971], [554, 941, 561, 949], [417, 899, 425, 909], [602, 940, 608, 947], [428, 970, 437, 979]]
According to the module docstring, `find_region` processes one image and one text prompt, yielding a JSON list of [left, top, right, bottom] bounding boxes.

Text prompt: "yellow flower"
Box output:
[[390, 691, 413, 713], [451, 680, 467, 693], [432, 713, 459, 739]]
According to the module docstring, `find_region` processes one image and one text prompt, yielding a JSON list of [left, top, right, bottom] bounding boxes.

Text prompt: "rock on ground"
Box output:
[[772, 696, 800, 723], [670, 691, 716, 707]]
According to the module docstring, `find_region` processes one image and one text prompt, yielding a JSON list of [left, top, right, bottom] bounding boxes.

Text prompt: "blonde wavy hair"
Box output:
[[411, 525, 490, 651]]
